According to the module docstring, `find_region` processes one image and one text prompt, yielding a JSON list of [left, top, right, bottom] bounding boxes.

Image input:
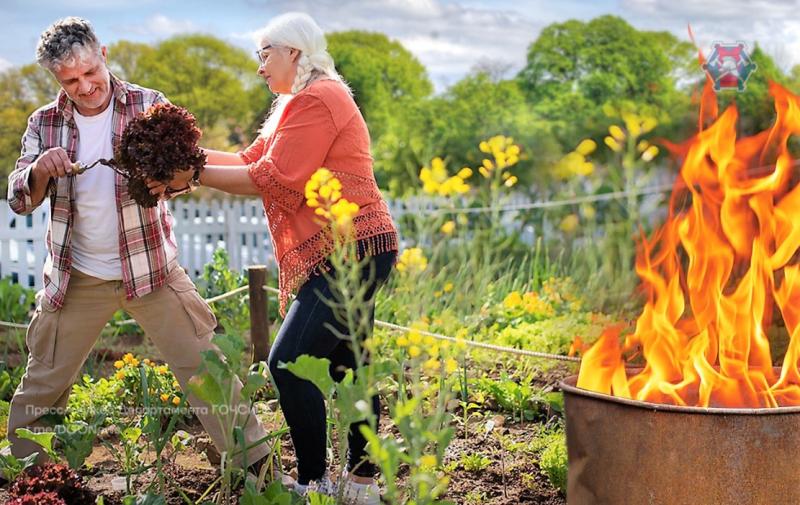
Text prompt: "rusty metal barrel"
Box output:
[[560, 374, 800, 505]]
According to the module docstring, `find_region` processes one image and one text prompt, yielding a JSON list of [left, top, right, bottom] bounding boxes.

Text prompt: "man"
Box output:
[[6, 17, 270, 476]]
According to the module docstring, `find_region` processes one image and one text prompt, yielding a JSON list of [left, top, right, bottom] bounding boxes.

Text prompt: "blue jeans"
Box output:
[[268, 249, 396, 484]]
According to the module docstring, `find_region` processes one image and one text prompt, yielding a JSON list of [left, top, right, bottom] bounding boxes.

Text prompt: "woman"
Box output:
[[157, 12, 397, 504]]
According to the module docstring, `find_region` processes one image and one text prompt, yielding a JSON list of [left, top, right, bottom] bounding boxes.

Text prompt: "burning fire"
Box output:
[[576, 81, 800, 408]]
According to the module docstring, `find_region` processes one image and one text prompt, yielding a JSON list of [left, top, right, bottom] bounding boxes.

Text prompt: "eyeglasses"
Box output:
[[255, 44, 282, 65]]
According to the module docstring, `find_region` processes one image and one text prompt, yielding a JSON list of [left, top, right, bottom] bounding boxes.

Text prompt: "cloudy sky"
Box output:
[[2, 0, 800, 91]]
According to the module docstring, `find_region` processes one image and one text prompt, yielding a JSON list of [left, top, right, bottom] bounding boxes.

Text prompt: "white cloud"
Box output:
[[621, 0, 800, 70], [239, 0, 544, 91], [0, 57, 12, 72], [119, 14, 198, 38]]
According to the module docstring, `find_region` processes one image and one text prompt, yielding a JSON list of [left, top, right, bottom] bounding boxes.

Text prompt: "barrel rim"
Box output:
[[559, 372, 800, 415]]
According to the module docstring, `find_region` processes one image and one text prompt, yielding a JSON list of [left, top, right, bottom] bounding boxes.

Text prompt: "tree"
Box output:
[[130, 34, 270, 142], [518, 15, 694, 146], [374, 72, 561, 196], [0, 64, 60, 196], [107, 41, 155, 82]]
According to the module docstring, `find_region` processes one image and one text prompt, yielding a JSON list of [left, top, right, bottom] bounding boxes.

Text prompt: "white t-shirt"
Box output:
[[70, 103, 123, 280]]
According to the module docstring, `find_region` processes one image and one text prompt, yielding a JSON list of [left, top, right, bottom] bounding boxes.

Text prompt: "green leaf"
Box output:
[[15, 427, 57, 460], [279, 355, 334, 397], [188, 373, 225, 407]]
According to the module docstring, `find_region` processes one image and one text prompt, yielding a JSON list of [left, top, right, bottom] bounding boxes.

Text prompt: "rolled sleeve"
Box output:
[[8, 113, 46, 215]]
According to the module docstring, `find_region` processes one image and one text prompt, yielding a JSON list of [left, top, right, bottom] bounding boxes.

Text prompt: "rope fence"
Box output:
[[0, 282, 581, 363], [420, 183, 673, 215]]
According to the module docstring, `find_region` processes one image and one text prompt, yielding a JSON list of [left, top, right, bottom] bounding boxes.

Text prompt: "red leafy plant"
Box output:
[[114, 103, 206, 207], [6, 463, 95, 505]]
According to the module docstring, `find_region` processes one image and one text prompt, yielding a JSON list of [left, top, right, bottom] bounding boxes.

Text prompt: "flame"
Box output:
[[577, 81, 800, 408]]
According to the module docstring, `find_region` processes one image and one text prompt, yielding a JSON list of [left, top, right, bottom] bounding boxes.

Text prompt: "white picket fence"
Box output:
[[0, 185, 669, 290], [0, 199, 278, 290]]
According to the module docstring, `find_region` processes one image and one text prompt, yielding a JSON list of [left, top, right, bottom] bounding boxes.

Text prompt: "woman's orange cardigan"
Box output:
[[240, 79, 398, 315]]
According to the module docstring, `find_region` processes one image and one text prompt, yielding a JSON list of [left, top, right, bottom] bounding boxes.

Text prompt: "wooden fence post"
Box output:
[[248, 265, 270, 362]]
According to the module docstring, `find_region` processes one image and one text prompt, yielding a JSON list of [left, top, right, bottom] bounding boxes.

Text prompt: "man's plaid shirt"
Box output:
[[7, 74, 179, 310]]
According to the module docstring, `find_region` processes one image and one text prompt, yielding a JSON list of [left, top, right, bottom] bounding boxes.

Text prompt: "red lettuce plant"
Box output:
[[7, 463, 95, 504], [114, 103, 206, 207]]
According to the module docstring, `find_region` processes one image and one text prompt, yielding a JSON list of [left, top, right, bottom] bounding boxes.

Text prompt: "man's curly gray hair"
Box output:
[[36, 17, 101, 71]]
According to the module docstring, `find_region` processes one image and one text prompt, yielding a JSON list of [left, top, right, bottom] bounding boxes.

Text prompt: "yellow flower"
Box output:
[[172, 396, 181, 406], [434, 290, 442, 298], [445, 358, 458, 374], [637, 139, 650, 153], [504, 175, 518, 187], [420, 454, 438, 469], [581, 204, 596, 220], [115, 371, 125, 381], [408, 345, 421, 358], [560, 214, 579, 233], [575, 139, 597, 156], [408, 330, 423, 345], [114, 360, 125, 369], [478, 166, 491, 178], [608, 125, 626, 141], [330, 198, 360, 229], [443, 282, 454, 293], [130, 358, 139, 367], [160, 393, 170, 402], [440, 220, 455, 235], [604, 136, 622, 153], [157, 365, 168, 375], [503, 291, 523, 309], [641, 116, 658, 134], [396, 335, 409, 347], [479, 141, 491, 153], [123, 353, 134, 364], [457, 167, 473, 179], [396, 248, 428, 275], [482, 159, 494, 171], [172, 380, 180, 389], [641, 145, 659, 162], [621, 113, 641, 138], [423, 358, 441, 372], [143, 358, 151, 366]]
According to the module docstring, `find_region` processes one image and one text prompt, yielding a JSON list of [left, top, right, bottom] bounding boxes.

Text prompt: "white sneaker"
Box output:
[[340, 474, 381, 505], [293, 471, 337, 497]]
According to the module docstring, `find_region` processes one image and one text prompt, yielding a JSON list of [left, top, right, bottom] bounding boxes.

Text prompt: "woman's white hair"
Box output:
[[256, 12, 350, 138]]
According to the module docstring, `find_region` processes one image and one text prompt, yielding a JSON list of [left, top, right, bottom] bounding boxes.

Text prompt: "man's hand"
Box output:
[[146, 178, 169, 199], [32, 147, 74, 179], [147, 168, 194, 199]]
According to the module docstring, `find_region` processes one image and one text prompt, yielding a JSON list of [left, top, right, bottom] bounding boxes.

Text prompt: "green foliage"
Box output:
[[197, 248, 249, 335], [0, 363, 25, 403], [536, 428, 568, 494], [473, 375, 562, 422], [54, 414, 106, 470], [15, 427, 58, 461], [0, 277, 35, 323], [128, 34, 269, 138], [459, 452, 492, 472], [0, 439, 38, 482], [518, 15, 694, 147], [0, 64, 62, 195], [67, 374, 122, 424], [241, 479, 305, 504]]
